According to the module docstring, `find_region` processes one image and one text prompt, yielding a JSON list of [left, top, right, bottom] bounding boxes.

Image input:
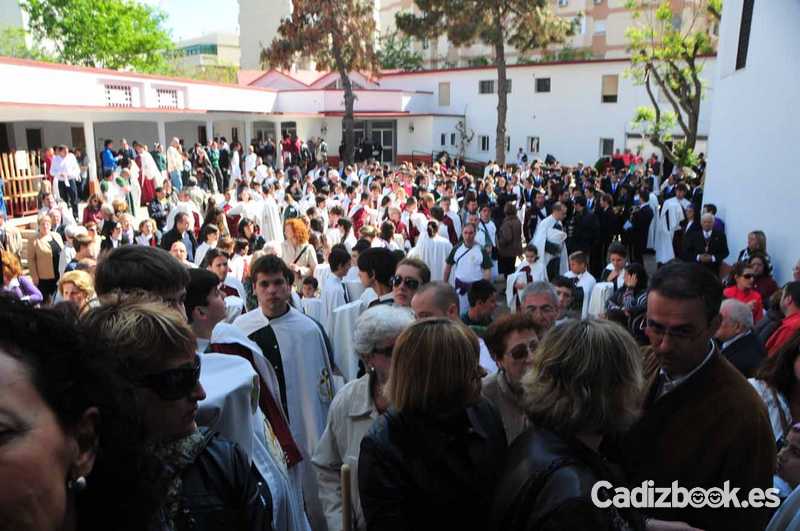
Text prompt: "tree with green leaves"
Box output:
[[378, 30, 424, 71], [0, 27, 53, 61], [263, 0, 380, 166], [625, 0, 721, 169], [397, 2, 576, 164], [22, 0, 174, 73]]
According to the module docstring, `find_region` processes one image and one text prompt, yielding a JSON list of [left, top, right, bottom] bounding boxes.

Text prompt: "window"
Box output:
[[231, 127, 239, 143], [528, 136, 540, 153], [505, 79, 512, 94], [600, 138, 614, 157], [594, 20, 606, 34], [558, 0, 568, 6], [105, 84, 132, 107], [156, 88, 178, 109], [479, 135, 490, 152], [506, 136, 511, 152], [601, 74, 618, 103], [535, 77, 551, 93], [438, 82, 451, 106], [450, 133, 456, 146], [671, 14, 682, 30], [441, 133, 446, 146], [593, 0, 603, 4], [479, 80, 495, 94], [736, 0, 754, 70], [180, 44, 218, 56]]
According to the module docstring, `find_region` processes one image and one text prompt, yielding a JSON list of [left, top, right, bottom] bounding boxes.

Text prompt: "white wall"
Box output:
[[704, 0, 800, 283], [10, 121, 81, 150], [379, 59, 714, 165], [238, 0, 290, 69]]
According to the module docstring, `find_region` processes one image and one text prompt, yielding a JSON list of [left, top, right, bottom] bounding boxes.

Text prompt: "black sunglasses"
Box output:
[[136, 355, 201, 401], [741, 273, 754, 279], [391, 275, 420, 290], [507, 339, 538, 360]]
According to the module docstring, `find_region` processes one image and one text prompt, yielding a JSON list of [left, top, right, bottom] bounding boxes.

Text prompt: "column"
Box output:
[[276, 135, 283, 170], [205, 119, 214, 142], [83, 120, 98, 181], [157, 120, 167, 148], [244, 118, 253, 148]]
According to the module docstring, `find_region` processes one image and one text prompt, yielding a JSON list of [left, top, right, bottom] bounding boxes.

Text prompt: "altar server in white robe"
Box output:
[[443, 222, 493, 314], [531, 202, 569, 281], [208, 324, 312, 531], [320, 246, 352, 335], [655, 185, 690, 264], [260, 191, 285, 243], [234, 254, 336, 531], [476, 205, 499, 278], [163, 188, 202, 233], [563, 251, 596, 319], [227, 187, 264, 226], [646, 188, 660, 250], [408, 220, 453, 282], [505, 244, 547, 312]]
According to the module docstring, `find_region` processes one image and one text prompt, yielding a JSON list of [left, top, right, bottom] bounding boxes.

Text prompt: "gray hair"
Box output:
[[721, 299, 754, 330], [353, 305, 415, 357], [522, 281, 558, 305], [701, 213, 715, 223]]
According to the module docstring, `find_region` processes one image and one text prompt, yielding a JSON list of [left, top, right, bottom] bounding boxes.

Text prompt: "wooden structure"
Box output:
[[1, 150, 42, 218]]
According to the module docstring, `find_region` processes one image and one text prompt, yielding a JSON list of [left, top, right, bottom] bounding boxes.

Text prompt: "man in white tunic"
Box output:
[[443, 223, 493, 314], [655, 184, 690, 264], [531, 202, 568, 281], [234, 254, 336, 531], [505, 244, 547, 312], [320, 246, 352, 335], [408, 220, 453, 282]]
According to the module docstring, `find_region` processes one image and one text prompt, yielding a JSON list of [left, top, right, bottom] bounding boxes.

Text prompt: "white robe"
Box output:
[[655, 197, 687, 263], [531, 215, 568, 279], [320, 275, 348, 335], [139, 150, 162, 188], [164, 200, 201, 233], [205, 323, 312, 531], [646, 193, 660, 250], [408, 233, 453, 282], [234, 307, 334, 531], [260, 197, 284, 243], [505, 259, 547, 312], [564, 271, 597, 319]]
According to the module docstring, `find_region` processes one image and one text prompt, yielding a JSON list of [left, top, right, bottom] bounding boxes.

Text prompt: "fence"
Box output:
[[1, 151, 42, 218]]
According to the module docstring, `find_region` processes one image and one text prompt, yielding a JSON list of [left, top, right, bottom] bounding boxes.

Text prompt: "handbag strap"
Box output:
[[772, 387, 792, 438], [292, 245, 308, 265]]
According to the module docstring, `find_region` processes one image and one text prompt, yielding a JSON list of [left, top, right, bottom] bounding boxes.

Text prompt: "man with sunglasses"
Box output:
[[391, 257, 430, 307], [234, 254, 336, 531], [608, 262, 774, 531]]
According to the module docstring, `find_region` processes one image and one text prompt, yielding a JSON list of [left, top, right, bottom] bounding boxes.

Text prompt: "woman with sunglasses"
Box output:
[[391, 257, 430, 307], [724, 261, 764, 324], [313, 305, 415, 531], [482, 313, 542, 444], [358, 318, 506, 531], [80, 299, 273, 531]]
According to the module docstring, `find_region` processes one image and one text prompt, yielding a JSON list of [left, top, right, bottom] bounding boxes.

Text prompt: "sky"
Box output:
[[142, 0, 240, 41]]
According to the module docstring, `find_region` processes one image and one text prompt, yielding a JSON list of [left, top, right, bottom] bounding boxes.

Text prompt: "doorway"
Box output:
[[26, 128, 42, 152]]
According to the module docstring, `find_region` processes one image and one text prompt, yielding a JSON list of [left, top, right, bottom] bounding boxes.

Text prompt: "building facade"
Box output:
[[704, 0, 798, 283], [175, 33, 240, 69]]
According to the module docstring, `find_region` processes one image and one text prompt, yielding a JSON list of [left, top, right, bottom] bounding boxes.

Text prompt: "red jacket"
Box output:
[[723, 286, 764, 324], [766, 312, 800, 356]]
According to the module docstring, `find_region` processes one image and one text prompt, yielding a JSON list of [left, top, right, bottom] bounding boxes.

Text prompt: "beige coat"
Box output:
[[28, 232, 64, 283], [280, 240, 318, 288], [0, 224, 23, 258], [311, 373, 379, 531], [481, 371, 529, 444]]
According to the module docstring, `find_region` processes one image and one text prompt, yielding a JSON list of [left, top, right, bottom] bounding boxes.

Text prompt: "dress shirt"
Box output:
[[658, 341, 715, 399]]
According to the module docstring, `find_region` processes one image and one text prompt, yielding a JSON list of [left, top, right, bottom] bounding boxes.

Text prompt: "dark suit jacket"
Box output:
[[682, 229, 729, 273], [720, 332, 766, 378], [160, 227, 198, 257], [569, 209, 599, 254]]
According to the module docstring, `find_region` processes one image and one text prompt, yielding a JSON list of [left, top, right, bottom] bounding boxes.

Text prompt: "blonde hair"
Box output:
[[1, 250, 22, 278], [749, 230, 767, 253], [58, 270, 95, 299], [385, 318, 481, 413], [522, 319, 643, 437], [80, 298, 195, 376]]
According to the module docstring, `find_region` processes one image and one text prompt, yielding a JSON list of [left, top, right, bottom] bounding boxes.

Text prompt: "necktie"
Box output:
[[343, 283, 351, 304], [554, 222, 563, 231]]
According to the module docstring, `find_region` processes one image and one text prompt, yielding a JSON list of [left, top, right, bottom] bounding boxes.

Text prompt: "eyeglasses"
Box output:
[[740, 274, 754, 279], [644, 319, 705, 340], [136, 355, 201, 401], [506, 339, 538, 360], [391, 275, 420, 290]]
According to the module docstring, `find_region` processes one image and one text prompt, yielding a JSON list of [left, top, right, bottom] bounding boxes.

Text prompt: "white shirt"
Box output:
[[658, 342, 715, 398], [50, 153, 80, 183]]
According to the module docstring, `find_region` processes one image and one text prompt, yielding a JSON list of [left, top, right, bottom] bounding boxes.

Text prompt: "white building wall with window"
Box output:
[[704, 0, 799, 282], [379, 58, 714, 165]]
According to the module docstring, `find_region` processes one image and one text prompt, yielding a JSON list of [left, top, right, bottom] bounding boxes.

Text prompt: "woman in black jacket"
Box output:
[[359, 318, 507, 531], [79, 298, 273, 531], [490, 319, 691, 531]]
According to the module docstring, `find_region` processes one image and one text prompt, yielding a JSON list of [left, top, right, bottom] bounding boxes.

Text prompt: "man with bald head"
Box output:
[[411, 281, 496, 374], [682, 212, 728, 276]]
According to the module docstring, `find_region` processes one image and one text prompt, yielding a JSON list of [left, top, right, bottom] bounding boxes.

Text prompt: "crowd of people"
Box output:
[[3, 138, 800, 531]]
